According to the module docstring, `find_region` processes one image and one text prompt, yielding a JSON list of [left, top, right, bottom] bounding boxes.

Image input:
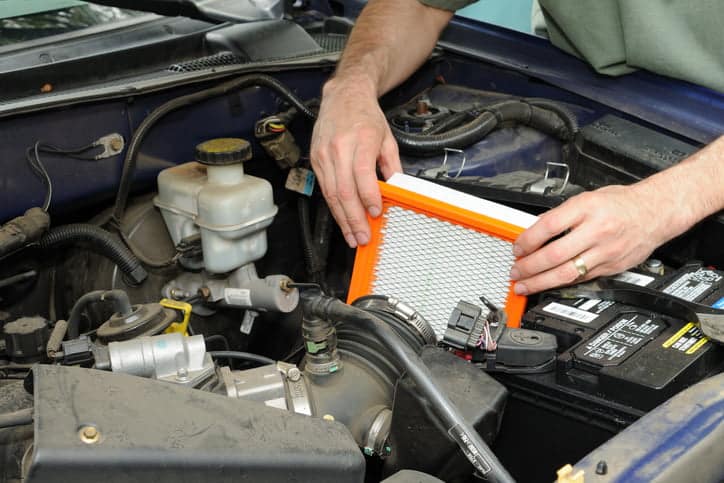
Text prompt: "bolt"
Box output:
[[322, 414, 335, 422], [415, 97, 430, 116], [287, 367, 301, 382], [595, 460, 608, 475], [176, 367, 189, 381], [198, 287, 211, 300], [79, 425, 100, 444]]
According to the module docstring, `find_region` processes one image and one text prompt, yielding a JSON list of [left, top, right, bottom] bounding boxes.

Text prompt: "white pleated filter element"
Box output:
[[371, 206, 516, 340]]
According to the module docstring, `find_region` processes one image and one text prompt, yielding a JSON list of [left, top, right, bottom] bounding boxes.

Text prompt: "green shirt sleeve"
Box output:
[[539, 0, 724, 93], [418, 0, 477, 12]]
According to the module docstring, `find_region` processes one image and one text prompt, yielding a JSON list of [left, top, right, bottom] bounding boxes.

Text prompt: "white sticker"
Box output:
[[224, 288, 252, 307], [285, 167, 316, 196], [542, 302, 598, 323], [614, 271, 655, 287], [578, 299, 601, 311], [663, 268, 722, 302]]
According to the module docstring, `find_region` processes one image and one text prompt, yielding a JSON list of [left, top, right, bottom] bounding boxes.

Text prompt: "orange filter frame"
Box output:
[[347, 180, 526, 328]]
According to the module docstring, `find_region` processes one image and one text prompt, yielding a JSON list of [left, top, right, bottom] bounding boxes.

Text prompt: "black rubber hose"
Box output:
[[67, 289, 133, 339], [392, 99, 575, 157], [525, 98, 580, 136], [0, 408, 33, 428], [424, 110, 472, 135], [298, 196, 322, 279], [302, 294, 515, 483], [112, 74, 317, 224], [208, 351, 275, 366], [39, 224, 147, 284]]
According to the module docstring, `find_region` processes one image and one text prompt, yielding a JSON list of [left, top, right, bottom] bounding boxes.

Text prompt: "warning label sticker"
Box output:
[[576, 314, 664, 366], [662, 322, 709, 355], [662, 268, 722, 302]]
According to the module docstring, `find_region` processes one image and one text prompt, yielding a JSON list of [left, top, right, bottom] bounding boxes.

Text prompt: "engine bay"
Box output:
[[1, 13, 724, 483]]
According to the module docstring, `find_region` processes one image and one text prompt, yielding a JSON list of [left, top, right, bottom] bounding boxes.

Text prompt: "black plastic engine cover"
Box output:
[[25, 365, 365, 483], [383, 346, 507, 480]]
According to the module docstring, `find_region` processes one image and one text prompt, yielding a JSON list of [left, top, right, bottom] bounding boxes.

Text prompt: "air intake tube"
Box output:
[[301, 292, 515, 483]]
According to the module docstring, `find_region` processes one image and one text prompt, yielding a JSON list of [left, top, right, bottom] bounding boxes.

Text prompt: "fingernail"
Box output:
[[509, 267, 520, 281], [514, 283, 528, 295], [344, 233, 357, 248], [356, 232, 370, 246], [368, 206, 381, 218], [512, 244, 523, 257]]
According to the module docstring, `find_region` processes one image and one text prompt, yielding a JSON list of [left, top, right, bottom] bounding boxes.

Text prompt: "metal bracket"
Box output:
[[528, 161, 570, 195]]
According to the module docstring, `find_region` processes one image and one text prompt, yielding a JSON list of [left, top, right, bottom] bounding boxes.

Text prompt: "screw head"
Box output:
[[79, 425, 100, 444], [287, 367, 301, 382]]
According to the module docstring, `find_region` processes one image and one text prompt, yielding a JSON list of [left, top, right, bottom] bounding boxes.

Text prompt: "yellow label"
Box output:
[[686, 338, 708, 355], [662, 322, 694, 348]]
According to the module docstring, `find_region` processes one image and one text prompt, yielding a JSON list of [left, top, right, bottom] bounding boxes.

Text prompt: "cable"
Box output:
[[24, 140, 106, 212], [208, 351, 275, 366], [25, 143, 52, 211], [111, 73, 317, 224], [67, 289, 133, 339], [0, 408, 33, 428], [302, 293, 515, 483], [204, 334, 231, 351], [205, 335, 232, 367]]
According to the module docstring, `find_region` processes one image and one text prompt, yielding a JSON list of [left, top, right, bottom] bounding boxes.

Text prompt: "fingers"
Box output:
[[513, 248, 603, 295], [513, 196, 587, 257], [353, 130, 385, 219], [510, 223, 597, 282], [312, 143, 356, 248], [310, 98, 396, 247], [378, 129, 402, 180]]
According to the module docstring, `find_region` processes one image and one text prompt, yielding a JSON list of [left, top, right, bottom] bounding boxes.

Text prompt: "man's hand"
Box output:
[[510, 185, 669, 295], [308, 0, 453, 247], [510, 130, 724, 296], [310, 78, 402, 248]]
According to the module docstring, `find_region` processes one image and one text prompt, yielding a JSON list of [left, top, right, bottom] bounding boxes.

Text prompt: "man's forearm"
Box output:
[[327, 0, 453, 97], [637, 135, 724, 242]]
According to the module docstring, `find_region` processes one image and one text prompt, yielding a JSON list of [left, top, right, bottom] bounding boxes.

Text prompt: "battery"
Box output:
[[519, 263, 724, 412]]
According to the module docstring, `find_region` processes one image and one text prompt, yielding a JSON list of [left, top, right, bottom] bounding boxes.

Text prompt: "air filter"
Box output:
[[348, 174, 537, 339]]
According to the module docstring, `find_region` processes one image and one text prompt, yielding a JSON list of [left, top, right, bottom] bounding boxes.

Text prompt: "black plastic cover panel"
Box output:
[[26, 365, 364, 483], [206, 20, 323, 62]]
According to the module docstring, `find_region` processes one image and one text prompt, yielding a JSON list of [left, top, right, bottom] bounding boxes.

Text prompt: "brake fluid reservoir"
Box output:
[[154, 138, 277, 273]]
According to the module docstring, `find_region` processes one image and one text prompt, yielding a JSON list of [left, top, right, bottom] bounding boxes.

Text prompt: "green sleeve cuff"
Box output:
[[417, 0, 477, 12]]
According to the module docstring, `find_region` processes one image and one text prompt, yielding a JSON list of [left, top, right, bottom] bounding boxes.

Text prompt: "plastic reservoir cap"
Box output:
[[195, 138, 252, 166]]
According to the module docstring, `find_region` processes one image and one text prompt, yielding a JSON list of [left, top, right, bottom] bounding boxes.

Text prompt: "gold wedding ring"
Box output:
[[573, 256, 588, 277]]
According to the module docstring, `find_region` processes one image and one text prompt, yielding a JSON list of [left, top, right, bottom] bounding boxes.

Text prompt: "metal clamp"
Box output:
[[93, 133, 125, 159], [442, 148, 467, 178]]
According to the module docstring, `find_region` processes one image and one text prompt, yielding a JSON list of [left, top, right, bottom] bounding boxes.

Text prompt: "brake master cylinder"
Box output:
[[154, 138, 277, 273], [154, 138, 297, 320]]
